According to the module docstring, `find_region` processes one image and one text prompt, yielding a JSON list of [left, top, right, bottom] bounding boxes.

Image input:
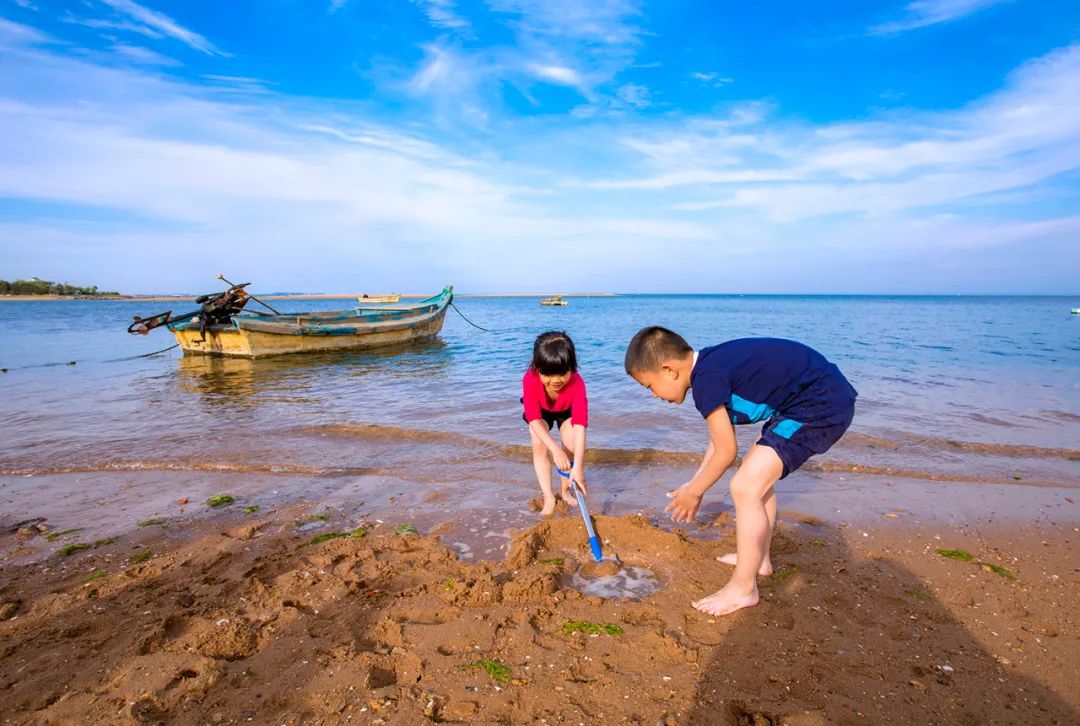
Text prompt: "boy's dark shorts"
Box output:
[[520, 397, 572, 430], [758, 402, 855, 479]]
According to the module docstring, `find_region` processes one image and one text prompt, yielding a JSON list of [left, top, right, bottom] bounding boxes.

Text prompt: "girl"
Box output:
[[521, 331, 589, 515]]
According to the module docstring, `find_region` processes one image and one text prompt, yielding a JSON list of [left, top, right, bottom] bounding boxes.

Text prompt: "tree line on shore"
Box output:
[[0, 278, 119, 296]]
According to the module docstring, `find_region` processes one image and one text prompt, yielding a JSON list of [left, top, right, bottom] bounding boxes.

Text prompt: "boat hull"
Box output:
[[170, 287, 452, 358]]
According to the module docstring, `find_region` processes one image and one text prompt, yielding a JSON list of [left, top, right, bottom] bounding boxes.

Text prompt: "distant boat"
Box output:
[[357, 293, 401, 304], [130, 281, 452, 358], [1072, 308, 1080, 315], [540, 294, 568, 307]]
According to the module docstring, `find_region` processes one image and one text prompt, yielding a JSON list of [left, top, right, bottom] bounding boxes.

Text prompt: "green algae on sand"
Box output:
[[206, 494, 235, 507], [936, 548, 974, 561], [131, 550, 153, 564], [394, 523, 419, 535], [45, 528, 84, 542], [461, 659, 511, 683], [562, 621, 624, 636], [57, 542, 91, 557], [297, 527, 367, 549], [979, 562, 1017, 580]]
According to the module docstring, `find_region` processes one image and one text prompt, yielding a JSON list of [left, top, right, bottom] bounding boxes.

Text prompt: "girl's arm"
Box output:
[[529, 419, 571, 470], [569, 424, 587, 494]]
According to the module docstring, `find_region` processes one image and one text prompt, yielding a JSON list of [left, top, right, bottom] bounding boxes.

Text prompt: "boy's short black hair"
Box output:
[[624, 326, 692, 374], [531, 331, 578, 376]]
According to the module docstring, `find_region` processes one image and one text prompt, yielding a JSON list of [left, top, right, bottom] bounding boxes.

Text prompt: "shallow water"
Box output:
[[1, 295, 1078, 554], [567, 564, 662, 600]]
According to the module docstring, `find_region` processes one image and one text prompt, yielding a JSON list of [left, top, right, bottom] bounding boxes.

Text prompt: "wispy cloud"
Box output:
[[109, 42, 179, 66], [869, 0, 1010, 35], [590, 43, 1080, 225], [691, 71, 733, 88], [62, 13, 165, 40], [98, 0, 224, 55], [410, 0, 469, 30]]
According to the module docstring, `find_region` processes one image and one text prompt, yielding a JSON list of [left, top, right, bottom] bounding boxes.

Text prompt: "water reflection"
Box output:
[[175, 338, 452, 413]]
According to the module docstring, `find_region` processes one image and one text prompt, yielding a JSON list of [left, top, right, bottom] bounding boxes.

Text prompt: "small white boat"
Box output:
[[540, 294, 568, 307], [357, 293, 401, 304]]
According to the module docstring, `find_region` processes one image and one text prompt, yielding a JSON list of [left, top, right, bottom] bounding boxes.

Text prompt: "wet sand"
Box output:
[[1, 498, 1077, 724]]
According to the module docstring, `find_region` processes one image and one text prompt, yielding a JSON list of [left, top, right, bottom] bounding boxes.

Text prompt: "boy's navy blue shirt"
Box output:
[[690, 338, 857, 426]]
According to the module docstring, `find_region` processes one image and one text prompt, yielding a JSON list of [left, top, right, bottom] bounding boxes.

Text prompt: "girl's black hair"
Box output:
[[531, 330, 578, 376]]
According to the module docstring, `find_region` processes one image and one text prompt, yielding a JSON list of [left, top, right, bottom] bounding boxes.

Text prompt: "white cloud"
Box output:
[[62, 13, 165, 40], [410, 0, 469, 30], [587, 44, 1080, 224], [691, 72, 733, 88], [869, 0, 1010, 35], [109, 43, 179, 66], [527, 63, 587, 91], [98, 0, 223, 55]]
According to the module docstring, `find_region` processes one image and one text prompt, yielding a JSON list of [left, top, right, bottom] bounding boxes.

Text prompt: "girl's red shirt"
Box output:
[[521, 369, 588, 427]]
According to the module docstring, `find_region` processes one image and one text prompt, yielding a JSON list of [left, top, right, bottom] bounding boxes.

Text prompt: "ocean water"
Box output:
[[1, 295, 1078, 550]]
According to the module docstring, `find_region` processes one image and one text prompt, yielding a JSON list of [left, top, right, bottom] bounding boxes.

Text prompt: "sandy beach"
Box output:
[[1, 494, 1077, 724]]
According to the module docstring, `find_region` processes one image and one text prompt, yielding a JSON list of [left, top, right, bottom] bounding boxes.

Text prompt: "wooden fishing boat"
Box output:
[[357, 293, 401, 304], [159, 286, 452, 358], [540, 294, 568, 307]]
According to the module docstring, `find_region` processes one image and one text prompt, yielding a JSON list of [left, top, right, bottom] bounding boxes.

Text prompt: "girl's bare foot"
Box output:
[[715, 552, 773, 577], [560, 488, 578, 507], [540, 496, 557, 516], [692, 582, 759, 616]]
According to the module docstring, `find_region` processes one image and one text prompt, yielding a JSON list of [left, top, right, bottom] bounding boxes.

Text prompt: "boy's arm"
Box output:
[[665, 407, 737, 522]]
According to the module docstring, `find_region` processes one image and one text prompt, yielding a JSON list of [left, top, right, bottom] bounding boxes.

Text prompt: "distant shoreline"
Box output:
[[0, 293, 619, 302]]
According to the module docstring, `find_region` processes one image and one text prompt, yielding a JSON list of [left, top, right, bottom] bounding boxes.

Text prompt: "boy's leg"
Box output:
[[693, 444, 784, 617], [716, 485, 776, 576], [529, 427, 557, 515], [556, 418, 577, 505]]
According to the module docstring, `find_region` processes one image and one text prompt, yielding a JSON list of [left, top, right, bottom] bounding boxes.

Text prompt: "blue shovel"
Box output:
[[558, 465, 603, 562]]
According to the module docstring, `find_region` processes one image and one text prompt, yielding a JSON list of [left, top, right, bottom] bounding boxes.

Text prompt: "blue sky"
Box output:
[[1, 0, 1078, 294]]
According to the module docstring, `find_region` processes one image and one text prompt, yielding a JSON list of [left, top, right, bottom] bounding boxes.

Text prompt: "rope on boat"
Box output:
[[450, 300, 491, 332], [105, 343, 181, 362], [1, 343, 180, 372]]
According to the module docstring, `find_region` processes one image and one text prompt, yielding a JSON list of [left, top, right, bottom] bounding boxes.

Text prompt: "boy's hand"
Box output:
[[665, 484, 702, 522]]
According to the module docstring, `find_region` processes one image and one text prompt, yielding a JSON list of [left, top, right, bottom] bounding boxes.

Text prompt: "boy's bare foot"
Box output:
[[560, 489, 578, 507], [692, 583, 759, 617], [715, 553, 773, 577], [540, 496, 557, 516]]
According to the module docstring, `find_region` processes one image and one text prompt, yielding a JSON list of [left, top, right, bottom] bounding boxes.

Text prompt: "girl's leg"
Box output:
[[693, 444, 784, 617], [556, 419, 577, 505], [716, 485, 776, 576], [529, 427, 557, 515]]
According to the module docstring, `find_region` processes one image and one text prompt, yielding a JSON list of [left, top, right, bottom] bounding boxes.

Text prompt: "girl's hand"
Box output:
[[570, 466, 586, 496], [551, 448, 571, 472]]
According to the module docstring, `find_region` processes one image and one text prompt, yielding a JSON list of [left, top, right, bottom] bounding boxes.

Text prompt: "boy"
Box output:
[[625, 327, 857, 616]]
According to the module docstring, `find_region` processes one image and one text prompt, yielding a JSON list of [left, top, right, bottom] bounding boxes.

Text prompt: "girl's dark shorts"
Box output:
[[758, 401, 856, 479], [520, 397, 572, 430]]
